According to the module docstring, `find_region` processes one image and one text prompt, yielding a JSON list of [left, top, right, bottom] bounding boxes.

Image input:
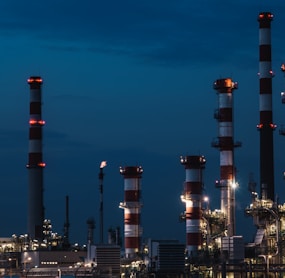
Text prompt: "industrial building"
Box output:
[[146, 239, 185, 276]]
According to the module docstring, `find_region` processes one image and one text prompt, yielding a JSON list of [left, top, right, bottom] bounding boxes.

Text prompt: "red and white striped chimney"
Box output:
[[119, 166, 143, 258], [27, 76, 45, 240], [180, 155, 206, 256], [212, 78, 239, 237], [257, 12, 275, 201]]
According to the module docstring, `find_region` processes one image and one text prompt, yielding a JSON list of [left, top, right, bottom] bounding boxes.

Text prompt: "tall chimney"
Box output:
[[119, 166, 143, 258], [212, 78, 240, 236], [257, 12, 275, 201], [63, 195, 70, 249], [180, 155, 206, 256], [27, 76, 45, 240]]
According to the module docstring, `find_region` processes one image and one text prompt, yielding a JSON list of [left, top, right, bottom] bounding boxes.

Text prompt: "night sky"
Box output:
[[0, 0, 285, 246]]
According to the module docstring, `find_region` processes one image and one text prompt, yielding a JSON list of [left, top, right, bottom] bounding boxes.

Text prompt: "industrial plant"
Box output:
[[0, 10, 285, 278]]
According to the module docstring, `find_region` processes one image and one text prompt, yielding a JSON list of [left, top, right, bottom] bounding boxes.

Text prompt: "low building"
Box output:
[[146, 239, 185, 275]]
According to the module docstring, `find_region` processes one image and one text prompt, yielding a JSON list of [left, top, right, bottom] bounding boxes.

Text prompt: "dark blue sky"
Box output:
[[0, 0, 285, 245]]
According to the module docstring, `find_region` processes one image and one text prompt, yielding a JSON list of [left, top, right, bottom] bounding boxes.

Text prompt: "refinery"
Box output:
[[0, 10, 285, 278]]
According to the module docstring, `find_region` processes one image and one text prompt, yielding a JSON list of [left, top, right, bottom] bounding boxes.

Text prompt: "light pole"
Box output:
[[99, 161, 107, 244]]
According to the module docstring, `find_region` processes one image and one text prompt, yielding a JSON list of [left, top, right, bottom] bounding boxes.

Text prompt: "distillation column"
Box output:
[[119, 166, 143, 258], [257, 12, 275, 201], [180, 155, 206, 256], [212, 78, 240, 237], [27, 76, 45, 240]]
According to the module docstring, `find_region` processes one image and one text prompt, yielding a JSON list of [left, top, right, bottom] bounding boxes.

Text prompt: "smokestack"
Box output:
[[119, 166, 143, 259], [212, 78, 240, 237], [108, 226, 121, 246], [86, 217, 95, 263], [98, 161, 107, 244], [87, 217, 95, 245], [63, 195, 70, 249], [257, 12, 275, 201], [26, 76, 45, 240], [180, 155, 206, 256], [280, 64, 285, 135]]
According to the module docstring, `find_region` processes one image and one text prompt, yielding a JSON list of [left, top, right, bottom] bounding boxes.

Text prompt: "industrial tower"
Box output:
[[257, 12, 275, 201], [212, 78, 240, 237], [245, 12, 285, 264], [280, 63, 285, 135], [27, 76, 45, 240], [119, 166, 143, 259], [180, 155, 206, 257]]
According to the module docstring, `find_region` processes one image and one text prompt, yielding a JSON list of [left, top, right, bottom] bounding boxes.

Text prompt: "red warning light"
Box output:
[[29, 120, 37, 125], [29, 119, 45, 126], [258, 12, 273, 20], [270, 123, 277, 129], [38, 162, 46, 168], [27, 77, 43, 84], [38, 120, 45, 125]]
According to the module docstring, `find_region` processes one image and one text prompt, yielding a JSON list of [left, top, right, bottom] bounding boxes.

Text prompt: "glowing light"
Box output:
[[29, 119, 45, 126], [281, 64, 285, 71], [38, 120, 45, 125], [27, 77, 43, 84], [180, 195, 186, 203], [38, 162, 46, 167], [270, 123, 277, 129], [259, 13, 273, 19], [180, 156, 185, 164], [100, 161, 107, 169], [200, 156, 206, 164], [231, 182, 239, 189], [29, 120, 37, 125]]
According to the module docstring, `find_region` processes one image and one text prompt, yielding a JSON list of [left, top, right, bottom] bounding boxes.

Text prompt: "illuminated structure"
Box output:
[[119, 166, 143, 258], [245, 12, 285, 264], [180, 155, 206, 256], [212, 78, 240, 237], [257, 12, 275, 201], [27, 76, 45, 240]]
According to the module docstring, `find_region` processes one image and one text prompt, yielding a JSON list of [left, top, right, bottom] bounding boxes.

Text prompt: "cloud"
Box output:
[[0, 0, 281, 68]]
